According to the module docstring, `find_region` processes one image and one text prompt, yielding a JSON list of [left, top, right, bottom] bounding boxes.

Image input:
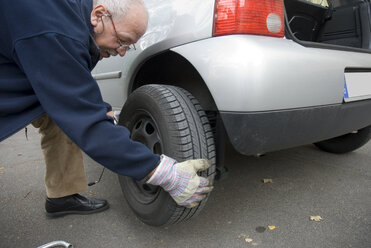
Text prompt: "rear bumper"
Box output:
[[221, 100, 371, 155]]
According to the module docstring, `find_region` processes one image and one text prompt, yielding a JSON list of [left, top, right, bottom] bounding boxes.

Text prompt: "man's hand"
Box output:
[[107, 111, 118, 124], [146, 155, 213, 208]]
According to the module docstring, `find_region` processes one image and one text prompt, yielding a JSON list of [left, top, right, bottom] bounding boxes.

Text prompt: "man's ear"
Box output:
[[91, 4, 107, 27]]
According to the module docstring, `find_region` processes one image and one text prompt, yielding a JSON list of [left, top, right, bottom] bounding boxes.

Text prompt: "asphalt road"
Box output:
[[0, 126, 370, 248]]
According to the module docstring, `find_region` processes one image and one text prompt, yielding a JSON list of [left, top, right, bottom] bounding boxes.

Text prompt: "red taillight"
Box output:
[[213, 0, 285, 37]]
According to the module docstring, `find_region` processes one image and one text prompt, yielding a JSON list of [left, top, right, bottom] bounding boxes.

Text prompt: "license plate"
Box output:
[[344, 72, 371, 102]]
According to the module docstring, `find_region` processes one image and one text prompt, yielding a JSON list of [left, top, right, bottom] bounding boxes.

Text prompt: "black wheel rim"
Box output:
[[125, 110, 163, 204]]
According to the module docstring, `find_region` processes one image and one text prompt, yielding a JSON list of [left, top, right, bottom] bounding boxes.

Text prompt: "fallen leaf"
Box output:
[[268, 225, 276, 230], [245, 238, 253, 243], [227, 221, 232, 224], [310, 216, 323, 222], [69, 225, 73, 228], [0, 167, 4, 170], [17, 153, 22, 156], [239, 234, 252, 243], [262, 179, 273, 183]]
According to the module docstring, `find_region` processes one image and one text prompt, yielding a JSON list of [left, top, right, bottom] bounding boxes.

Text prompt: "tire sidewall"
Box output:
[[119, 88, 180, 226], [315, 126, 371, 154], [118, 85, 214, 226]]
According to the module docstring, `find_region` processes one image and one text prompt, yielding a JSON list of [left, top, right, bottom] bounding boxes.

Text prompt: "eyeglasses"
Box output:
[[103, 12, 136, 51]]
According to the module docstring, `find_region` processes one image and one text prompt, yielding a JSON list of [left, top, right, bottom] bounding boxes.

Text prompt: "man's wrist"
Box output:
[[146, 167, 157, 180], [146, 155, 163, 180]]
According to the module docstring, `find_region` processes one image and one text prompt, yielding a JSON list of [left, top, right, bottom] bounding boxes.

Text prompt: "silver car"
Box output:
[[93, 0, 371, 226]]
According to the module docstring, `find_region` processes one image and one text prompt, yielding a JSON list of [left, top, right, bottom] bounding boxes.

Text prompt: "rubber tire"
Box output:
[[314, 125, 371, 154], [117, 84, 215, 226]]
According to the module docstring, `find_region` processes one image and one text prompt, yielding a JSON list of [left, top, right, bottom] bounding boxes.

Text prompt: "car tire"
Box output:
[[314, 125, 371, 154], [117, 84, 216, 226]]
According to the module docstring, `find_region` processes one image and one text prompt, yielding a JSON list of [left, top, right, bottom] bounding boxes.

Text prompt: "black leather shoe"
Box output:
[[45, 194, 109, 218]]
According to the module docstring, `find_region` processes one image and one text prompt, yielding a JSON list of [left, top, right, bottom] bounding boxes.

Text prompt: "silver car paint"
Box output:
[[171, 35, 371, 112], [93, 0, 215, 108], [94, 0, 371, 112]]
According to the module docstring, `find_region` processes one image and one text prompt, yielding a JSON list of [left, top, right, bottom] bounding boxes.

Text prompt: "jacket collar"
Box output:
[[79, 0, 100, 69], [79, 0, 95, 36]]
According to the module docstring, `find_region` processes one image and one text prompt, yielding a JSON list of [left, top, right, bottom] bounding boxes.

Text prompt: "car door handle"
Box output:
[[92, 71, 122, 80]]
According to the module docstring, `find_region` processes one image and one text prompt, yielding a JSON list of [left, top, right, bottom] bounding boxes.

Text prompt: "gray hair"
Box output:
[[93, 0, 147, 21]]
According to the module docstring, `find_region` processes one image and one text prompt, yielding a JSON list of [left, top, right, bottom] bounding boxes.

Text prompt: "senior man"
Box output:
[[0, 0, 213, 217]]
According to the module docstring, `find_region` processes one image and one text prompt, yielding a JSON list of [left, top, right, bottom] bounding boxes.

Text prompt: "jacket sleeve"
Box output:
[[102, 101, 112, 113], [13, 33, 160, 180]]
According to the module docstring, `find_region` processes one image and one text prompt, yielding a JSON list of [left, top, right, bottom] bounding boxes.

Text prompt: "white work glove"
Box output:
[[147, 155, 213, 208]]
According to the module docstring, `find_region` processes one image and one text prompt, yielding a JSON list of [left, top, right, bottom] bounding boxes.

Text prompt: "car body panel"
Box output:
[[92, 0, 215, 108], [93, 0, 371, 155], [171, 35, 371, 111]]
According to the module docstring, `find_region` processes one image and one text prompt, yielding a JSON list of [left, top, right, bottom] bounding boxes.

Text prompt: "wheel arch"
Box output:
[[127, 52, 228, 174], [129, 51, 217, 112]]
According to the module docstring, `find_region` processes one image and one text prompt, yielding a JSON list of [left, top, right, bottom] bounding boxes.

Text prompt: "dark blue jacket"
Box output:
[[0, 0, 160, 180]]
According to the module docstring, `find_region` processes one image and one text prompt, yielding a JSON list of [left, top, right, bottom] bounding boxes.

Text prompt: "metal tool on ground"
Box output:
[[37, 241, 73, 248]]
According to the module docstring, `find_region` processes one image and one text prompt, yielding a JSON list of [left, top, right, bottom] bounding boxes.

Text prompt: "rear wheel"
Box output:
[[314, 126, 371, 154], [118, 84, 215, 226]]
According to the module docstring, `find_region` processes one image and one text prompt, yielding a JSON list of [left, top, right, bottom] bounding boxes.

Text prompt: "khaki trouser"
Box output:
[[32, 115, 87, 198]]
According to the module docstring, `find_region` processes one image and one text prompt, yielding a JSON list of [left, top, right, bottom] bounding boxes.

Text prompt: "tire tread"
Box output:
[[120, 84, 216, 226]]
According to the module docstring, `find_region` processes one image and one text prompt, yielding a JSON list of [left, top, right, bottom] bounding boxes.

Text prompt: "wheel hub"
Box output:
[[126, 113, 163, 204]]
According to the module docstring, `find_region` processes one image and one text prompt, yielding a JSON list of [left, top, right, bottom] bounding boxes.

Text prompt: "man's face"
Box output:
[[91, 4, 148, 59]]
